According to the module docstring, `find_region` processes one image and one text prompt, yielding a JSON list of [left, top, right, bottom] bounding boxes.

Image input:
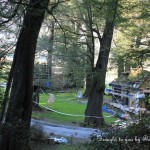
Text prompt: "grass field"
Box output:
[[32, 92, 117, 125]]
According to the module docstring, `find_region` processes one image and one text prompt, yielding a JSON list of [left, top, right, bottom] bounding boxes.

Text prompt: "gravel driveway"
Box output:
[[31, 119, 96, 141]]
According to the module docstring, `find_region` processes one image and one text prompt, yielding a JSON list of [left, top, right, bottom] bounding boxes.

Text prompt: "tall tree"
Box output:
[[59, 0, 105, 96], [0, 0, 49, 149], [36, 20, 55, 88], [48, 2, 87, 89], [84, 0, 118, 127], [47, 20, 55, 82], [81, 0, 96, 98], [111, 0, 150, 74]]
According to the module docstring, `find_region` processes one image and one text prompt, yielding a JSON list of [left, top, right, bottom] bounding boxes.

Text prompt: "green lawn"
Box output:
[[32, 92, 117, 125]]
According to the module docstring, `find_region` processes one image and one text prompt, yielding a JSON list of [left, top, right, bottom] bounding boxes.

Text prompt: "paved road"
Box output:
[[31, 119, 96, 140]]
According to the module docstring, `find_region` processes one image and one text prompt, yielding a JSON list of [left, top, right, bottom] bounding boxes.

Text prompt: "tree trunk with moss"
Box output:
[[0, 0, 49, 150], [84, 0, 118, 127]]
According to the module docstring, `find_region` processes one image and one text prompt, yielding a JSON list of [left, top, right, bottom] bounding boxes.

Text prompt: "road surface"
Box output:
[[31, 119, 97, 141]]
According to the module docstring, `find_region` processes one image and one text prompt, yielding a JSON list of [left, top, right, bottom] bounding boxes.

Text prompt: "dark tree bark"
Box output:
[[125, 60, 131, 72], [83, 56, 94, 98], [32, 85, 40, 109], [33, 85, 40, 104], [117, 57, 124, 77], [84, 0, 118, 127], [83, 72, 92, 98], [0, 40, 19, 123], [0, 0, 49, 150], [32, 89, 42, 111], [47, 21, 55, 82]]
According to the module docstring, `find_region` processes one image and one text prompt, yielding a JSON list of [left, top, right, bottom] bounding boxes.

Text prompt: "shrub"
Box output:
[[87, 118, 150, 150], [0, 88, 4, 110], [30, 124, 46, 143]]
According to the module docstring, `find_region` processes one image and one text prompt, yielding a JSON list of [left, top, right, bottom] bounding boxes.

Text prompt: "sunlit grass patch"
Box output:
[[32, 92, 117, 124]]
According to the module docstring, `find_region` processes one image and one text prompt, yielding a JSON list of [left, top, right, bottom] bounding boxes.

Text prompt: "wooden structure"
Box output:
[[105, 68, 150, 114]]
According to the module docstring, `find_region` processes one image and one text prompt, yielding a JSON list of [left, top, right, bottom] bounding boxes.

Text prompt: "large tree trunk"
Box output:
[[125, 60, 130, 72], [47, 21, 55, 83], [83, 72, 92, 98], [84, 72, 105, 126], [0, 0, 49, 150], [84, 0, 118, 127], [83, 49, 94, 98], [117, 57, 124, 77], [33, 85, 41, 109]]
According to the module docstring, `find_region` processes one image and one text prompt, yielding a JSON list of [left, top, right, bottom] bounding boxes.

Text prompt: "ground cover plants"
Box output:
[[0, 87, 4, 111], [30, 122, 87, 150], [87, 118, 150, 150]]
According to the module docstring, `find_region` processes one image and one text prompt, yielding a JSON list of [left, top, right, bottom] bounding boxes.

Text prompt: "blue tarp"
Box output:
[[102, 106, 114, 115], [44, 82, 51, 87], [105, 88, 112, 94]]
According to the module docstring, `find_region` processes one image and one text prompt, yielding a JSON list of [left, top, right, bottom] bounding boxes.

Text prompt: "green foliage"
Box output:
[[111, 0, 150, 72], [0, 88, 4, 110], [30, 140, 87, 150], [87, 118, 150, 150], [0, 62, 8, 110], [34, 63, 50, 88], [36, 25, 86, 90], [30, 124, 46, 143]]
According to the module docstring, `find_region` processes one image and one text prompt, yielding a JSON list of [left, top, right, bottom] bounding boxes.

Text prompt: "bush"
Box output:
[[30, 123, 57, 148], [0, 88, 4, 110], [87, 118, 150, 150], [30, 124, 46, 143]]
